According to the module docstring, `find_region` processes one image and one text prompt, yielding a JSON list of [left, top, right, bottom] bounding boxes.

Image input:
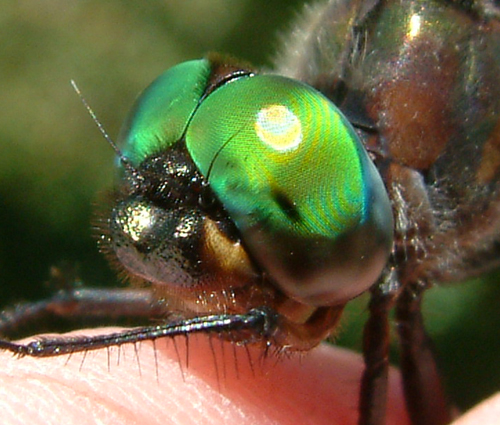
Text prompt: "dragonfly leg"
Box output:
[[0, 307, 278, 358], [0, 287, 167, 339], [395, 281, 452, 425], [359, 267, 400, 425]]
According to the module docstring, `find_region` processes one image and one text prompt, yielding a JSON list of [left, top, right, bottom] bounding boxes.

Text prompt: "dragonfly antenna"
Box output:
[[70, 80, 137, 176]]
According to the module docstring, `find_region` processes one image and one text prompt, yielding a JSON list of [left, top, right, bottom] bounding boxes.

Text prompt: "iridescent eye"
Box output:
[[185, 74, 393, 305], [118, 59, 211, 165], [112, 57, 393, 308]]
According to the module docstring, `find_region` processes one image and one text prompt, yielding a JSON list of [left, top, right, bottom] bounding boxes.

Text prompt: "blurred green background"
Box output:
[[1, 0, 499, 413]]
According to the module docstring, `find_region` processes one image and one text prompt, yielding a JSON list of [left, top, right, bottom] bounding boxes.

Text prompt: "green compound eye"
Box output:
[[118, 59, 211, 164], [115, 58, 393, 307], [186, 75, 393, 305]]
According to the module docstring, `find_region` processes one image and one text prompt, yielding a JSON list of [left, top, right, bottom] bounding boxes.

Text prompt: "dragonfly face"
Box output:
[[96, 54, 393, 350], [0, 1, 499, 425]]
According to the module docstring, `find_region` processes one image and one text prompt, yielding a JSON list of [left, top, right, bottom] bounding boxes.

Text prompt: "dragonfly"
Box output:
[[0, 1, 499, 425]]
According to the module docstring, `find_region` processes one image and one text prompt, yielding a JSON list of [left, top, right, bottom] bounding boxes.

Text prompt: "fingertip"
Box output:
[[0, 329, 410, 425], [450, 393, 500, 425]]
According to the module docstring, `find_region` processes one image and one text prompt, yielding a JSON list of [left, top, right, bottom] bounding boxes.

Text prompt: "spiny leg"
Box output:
[[396, 281, 452, 425], [0, 307, 279, 358]]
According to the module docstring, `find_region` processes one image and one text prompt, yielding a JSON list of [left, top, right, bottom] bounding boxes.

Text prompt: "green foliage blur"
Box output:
[[0, 0, 499, 412]]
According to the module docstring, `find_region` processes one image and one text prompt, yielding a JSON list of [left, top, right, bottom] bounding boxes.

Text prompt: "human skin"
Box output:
[[0, 328, 494, 425]]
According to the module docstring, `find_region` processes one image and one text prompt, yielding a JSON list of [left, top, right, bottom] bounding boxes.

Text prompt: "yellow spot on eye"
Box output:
[[408, 14, 421, 40], [255, 104, 302, 151]]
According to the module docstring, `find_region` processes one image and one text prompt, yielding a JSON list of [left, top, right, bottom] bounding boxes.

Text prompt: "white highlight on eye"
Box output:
[[408, 14, 421, 40], [122, 204, 155, 242], [255, 104, 302, 151]]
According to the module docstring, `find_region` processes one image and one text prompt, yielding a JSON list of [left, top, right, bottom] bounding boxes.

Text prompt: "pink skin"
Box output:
[[0, 328, 493, 424], [450, 394, 500, 425]]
